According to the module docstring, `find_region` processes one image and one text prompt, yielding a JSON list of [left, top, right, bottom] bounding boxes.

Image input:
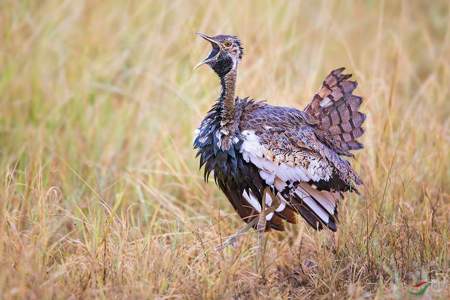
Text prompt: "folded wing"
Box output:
[[239, 129, 341, 231]]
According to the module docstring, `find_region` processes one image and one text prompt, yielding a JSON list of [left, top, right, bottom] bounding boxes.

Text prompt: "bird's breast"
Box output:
[[194, 122, 243, 182]]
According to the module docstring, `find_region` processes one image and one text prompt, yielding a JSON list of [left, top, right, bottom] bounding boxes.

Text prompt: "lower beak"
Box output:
[[194, 32, 220, 70], [193, 61, 206, 70]]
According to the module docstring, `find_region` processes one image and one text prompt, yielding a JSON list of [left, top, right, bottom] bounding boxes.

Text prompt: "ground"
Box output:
[[0, 0, 449, 299]]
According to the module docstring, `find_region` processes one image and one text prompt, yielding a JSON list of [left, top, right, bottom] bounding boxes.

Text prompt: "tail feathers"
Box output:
[[305, 68, 366, 156], [290, 201, 324, 230], [222, 183, 340, 232], [290, 184, 340, 231], [299, 183, 339, 218]]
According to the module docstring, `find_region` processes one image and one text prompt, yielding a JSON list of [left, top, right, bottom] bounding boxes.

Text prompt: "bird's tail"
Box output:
[[288, 182, 341, 231], [304, 68, 366, 156]]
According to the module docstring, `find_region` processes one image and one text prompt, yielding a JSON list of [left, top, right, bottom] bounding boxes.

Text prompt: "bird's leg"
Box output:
[[256, 188, 280, 273], [215, 217, 258, 252], [256, 191, 267, 272], [216, 189, 280, 257]]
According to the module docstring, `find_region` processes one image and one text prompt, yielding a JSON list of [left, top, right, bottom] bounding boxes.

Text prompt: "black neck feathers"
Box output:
[[210, 53, 237, 124], [211, 52, 233, 77]]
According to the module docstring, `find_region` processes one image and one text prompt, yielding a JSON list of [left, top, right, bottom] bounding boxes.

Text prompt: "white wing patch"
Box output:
[[240, 130, 332, 184], [240, 130, 265, 157]]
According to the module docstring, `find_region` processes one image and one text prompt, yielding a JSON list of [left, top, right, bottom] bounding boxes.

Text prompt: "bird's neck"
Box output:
[[218, 69, 237, 125]]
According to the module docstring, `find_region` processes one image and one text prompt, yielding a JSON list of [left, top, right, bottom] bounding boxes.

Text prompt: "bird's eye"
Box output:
[[223, 41, 232, 47]]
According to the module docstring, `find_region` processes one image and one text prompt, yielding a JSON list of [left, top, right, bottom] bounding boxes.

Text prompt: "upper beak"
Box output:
[[196, 32, 217, 43], [194, 32, 220, 70]]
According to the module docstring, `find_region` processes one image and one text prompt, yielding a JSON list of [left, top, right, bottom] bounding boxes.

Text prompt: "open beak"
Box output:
[[194, 32, 221, 70]]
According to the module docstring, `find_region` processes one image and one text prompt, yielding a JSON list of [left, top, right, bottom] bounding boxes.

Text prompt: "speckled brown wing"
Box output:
[[305, 68, 366, 156], [238, 103, 361, 231], [240, 104, 361, 189]]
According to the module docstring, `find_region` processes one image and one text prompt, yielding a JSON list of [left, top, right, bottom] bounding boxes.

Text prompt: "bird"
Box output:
[[193, 33, 366, 237]]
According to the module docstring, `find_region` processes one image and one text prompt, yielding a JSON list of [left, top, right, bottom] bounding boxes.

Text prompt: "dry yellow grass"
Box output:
[[1, 0, 449, 299]]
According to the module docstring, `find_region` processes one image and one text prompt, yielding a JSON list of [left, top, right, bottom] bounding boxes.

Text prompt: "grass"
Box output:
[[1, 0, 449, 298]]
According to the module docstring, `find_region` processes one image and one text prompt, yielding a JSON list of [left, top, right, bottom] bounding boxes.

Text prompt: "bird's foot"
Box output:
[[215, 218, 258, 252]]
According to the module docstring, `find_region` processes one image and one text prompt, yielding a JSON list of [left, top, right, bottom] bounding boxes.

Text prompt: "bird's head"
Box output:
[[195, 33, 243, 77]]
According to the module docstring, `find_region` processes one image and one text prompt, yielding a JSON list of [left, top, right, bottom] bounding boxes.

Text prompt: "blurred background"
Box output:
[[1, 0, 449, 298]]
